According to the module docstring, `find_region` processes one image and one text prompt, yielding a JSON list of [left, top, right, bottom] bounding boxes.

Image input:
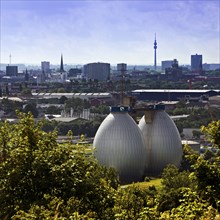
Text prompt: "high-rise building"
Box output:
[[25, 69, 29, 82], [161, 60, 173, 71], [41, 61, 50, 72], [117, 63, 127, 73], [191, 54, 202, 73], [83, 62, 110, 81], [6, 65, 18, 76]]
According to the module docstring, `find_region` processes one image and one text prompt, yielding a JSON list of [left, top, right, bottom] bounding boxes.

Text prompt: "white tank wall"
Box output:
[[139, 110, 182, 176], [93, 112, 146, 183]]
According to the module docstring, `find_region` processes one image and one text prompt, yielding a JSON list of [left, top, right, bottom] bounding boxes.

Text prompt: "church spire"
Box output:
[[154, 33, 157, 71], [60, 54, 64, 72]]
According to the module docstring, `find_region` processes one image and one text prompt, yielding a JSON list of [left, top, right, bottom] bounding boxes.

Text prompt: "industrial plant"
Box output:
[[93, 104, 183, 183]]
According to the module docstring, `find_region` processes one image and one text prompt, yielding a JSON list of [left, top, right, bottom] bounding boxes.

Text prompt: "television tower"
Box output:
[[9, 53, 12, 65], [154, 33, 157, 70]]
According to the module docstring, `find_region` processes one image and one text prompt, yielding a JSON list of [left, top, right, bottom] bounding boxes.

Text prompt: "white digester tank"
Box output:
[[93, 106, 146, 183], [138, 105, 182, 176]]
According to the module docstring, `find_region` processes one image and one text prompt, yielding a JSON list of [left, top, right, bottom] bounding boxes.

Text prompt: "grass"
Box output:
[[122, 178, 162, 191]]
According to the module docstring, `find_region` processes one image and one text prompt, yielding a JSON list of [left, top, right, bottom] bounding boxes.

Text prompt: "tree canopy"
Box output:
[[0, 115, 220, 219], [0, 112, 119, 219]]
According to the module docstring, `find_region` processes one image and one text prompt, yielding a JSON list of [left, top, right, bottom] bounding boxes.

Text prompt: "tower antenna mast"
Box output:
[[9, 54, 12, 65], [154, 33, 157, 71]]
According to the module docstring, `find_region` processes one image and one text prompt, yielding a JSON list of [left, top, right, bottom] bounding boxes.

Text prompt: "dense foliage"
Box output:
[[0, 112, 119, 219], [0, 113, 220, 219], [41, 117, 103, 137]]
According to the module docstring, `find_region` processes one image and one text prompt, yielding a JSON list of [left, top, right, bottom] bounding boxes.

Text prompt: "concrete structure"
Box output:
[[161, 60, 173, 71], [37, 71, 46, 83], [183, 128, 201, 139], [203, 63, 220, 71], [139, 107, 182, 176], [165, 59, 182, 81], [191, 54, 202, 73], [117, 63, 127, 73], [6, 66, 18, 76], [83, 62, 110, 81], [68, 68, 82, 77], [154, 34, 157, 70], [132, 89, 220, 102], [209, 95, 220, 108], [32, 92, 112, 100], [93, 106, 146, 183], [41, 61, 50, 72], [93, 104, 183, 181]]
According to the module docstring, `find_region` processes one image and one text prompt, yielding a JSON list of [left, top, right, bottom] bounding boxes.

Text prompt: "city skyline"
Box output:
[[1, 0, 220, 65]]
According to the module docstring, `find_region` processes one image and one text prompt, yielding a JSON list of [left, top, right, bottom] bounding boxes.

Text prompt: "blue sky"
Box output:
[[1, 0, 219, 65]]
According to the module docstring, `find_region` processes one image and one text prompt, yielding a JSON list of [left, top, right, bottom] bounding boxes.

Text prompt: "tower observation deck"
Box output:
[[154, 34, 157, 70]]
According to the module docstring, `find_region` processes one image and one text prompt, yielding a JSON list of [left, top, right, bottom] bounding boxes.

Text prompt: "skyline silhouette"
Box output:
[[1, 0, 219, 65]]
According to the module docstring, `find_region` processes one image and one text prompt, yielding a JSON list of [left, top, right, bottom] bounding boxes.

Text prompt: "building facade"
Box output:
[[191, 54, 202, 73], [117, 63, 127, 73], [83, 62, 110, 81], [165, 59, 182, 81], [41, 61, 50, 72], [161, 60, 173, 71], [6, 66, 18, 76]]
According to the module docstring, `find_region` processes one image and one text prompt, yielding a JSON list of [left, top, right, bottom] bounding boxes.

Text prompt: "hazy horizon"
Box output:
[[1, 0, 219, 65]]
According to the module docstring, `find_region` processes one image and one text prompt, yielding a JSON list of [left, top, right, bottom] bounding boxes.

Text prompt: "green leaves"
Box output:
[[0, 112, 119, 219], [1, 114, 220, 219], [201, 120, 220, 149]]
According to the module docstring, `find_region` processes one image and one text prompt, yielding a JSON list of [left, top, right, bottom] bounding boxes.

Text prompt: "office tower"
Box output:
[[161, 60, 173, 71], [41, 61, 50, 72], [6, 65, 18, 76], [83, 62, 110, 81], [117, 63, 127, 73], [191, 54, 202, 73], [25, 69, 29, 82]]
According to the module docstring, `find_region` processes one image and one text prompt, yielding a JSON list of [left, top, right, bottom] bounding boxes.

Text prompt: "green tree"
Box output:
[[64, 97, 84, 114], [158, 164, 194, 212], [192, 130, 202, 139], [185, 120, 220, 211], [45, 105, 62, 114], [189, 154, 220, 211], [201, 120, 220, 149], [5, 85, 9, 96], [59, 95, 68, 104], [0, 98, 23, 116], [0, 112, 119, 219], [91, 105, 110, 115], [160, 188, 218, 220], [20, 88, 32, 97], [23, 103, 38, 118]]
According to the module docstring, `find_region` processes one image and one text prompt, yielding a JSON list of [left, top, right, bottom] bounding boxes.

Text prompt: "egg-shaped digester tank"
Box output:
[[138, 107, 182, 176], [93, 106, 146, 183]]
